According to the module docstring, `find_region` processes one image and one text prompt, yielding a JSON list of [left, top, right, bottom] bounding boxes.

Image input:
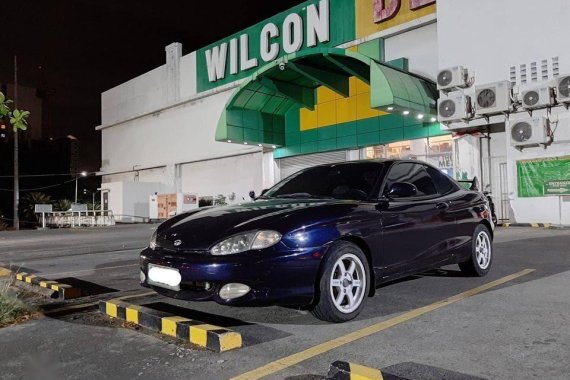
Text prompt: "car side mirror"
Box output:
[[388, 182, 418, 198], [249, 191, 256, 200]]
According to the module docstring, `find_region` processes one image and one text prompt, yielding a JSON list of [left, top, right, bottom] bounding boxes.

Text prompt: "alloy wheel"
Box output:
[[329, 253, 366, 314], [475, 231, 492, 269]]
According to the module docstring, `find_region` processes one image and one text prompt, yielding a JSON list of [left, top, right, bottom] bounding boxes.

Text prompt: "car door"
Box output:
[[423, 165, 466, 258], [378, 162, 455, 276]]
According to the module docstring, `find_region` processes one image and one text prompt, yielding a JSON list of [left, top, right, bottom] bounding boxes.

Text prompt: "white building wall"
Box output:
[[180, 52, 197, 99], [506, 110, 570, 225], [180, 153, 263, 204], [262, 151, 278, 190], [100, 181, 175, 222], [438, 0, 570, 83], [384, 22, 438, 81], [438, 0, 570, 224], [101, 65, 168, 126], [100, 89, 260, 174], [100, 182, 123, 220]]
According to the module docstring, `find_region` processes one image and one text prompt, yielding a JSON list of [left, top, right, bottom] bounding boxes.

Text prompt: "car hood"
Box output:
[[155, 198, 355, 251]]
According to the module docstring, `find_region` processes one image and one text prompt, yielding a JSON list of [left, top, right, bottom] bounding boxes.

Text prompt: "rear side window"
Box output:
[[425, 166, 459, 195], [384, 163, 437, 197]]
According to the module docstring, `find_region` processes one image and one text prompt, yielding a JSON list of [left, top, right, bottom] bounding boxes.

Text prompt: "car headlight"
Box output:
[[210, 230, 282, 255], [149, 230, 158, 250]]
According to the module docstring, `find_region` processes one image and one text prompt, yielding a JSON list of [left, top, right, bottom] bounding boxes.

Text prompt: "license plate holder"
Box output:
[[147, 264, 181, 291]]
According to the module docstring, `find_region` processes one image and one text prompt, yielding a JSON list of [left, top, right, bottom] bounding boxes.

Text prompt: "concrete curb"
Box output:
[[327, 361, 405, 380], [99, 299, 242, 352], [0, 267, 13, 278], [15, 272, 82, 299], [500, 223, 553, 228]]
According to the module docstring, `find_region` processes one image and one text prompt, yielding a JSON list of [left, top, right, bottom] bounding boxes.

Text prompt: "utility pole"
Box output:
[[13, 56, 19, 230]]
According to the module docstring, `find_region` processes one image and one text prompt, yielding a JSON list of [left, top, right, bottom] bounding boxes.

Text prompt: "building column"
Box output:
[[165, 42, 182, 104]]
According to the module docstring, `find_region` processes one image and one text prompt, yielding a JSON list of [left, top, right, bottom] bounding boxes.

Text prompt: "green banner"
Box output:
[[195, 0, 355, 93], [517, 156, 570, 197]]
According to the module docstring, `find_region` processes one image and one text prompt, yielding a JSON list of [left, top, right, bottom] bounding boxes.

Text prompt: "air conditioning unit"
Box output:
[[437, 91, 473, 123], [556, 75, 570, 103], [520, 82, 555, 110], [475, 80, 513, 116], [510, 117, 551, 148], [437, 66, 469, 91]]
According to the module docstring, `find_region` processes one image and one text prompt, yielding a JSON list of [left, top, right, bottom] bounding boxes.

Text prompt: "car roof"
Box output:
[[314, 158, 430, 167]]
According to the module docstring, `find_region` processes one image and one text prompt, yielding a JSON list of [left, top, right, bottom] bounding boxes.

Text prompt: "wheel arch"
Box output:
[[337, 236, 376, 297], [479, 219, 494, 239]]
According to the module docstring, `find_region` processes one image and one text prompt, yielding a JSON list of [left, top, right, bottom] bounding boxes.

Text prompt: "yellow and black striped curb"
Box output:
[[501, 223, 552, 228], [14, 272, 82, 299], [327, 361, 402, 380], [99, 299, 242, 352], [0, 267, 13, 278]]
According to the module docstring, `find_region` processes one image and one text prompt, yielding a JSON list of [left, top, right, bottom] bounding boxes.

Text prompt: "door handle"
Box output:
[[436, 202, 449, 210]]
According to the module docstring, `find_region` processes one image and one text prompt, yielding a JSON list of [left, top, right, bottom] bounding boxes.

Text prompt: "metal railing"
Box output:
[[40, 210, 116, 228]]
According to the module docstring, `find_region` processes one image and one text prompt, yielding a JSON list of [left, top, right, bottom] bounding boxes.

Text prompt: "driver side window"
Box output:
[[384, 163, 438, 198]]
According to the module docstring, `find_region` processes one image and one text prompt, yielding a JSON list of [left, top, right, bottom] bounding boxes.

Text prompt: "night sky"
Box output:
[[0, 0, 304, 172]]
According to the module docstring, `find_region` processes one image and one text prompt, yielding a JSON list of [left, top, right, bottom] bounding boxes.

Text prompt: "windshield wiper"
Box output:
[[274, 193, 332, 199]]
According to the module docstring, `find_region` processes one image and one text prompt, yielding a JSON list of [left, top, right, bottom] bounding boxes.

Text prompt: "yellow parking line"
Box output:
[[232, 269, 535, 380]]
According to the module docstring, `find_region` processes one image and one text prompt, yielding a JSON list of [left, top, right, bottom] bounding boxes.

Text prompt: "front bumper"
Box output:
[[139, 246, 323, 306]]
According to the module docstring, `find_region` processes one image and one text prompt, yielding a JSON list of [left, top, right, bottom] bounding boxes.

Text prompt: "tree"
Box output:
[[54, 199, 72, 212], [0, 92, 28, 132], [0, 90, 30, 230], [21, 192, 52, 225]]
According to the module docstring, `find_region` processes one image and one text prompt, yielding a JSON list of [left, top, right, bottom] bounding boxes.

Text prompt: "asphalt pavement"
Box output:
[[0, 225, 568, 380]]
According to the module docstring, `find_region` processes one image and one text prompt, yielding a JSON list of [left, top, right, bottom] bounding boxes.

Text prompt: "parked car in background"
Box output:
[[140, 160, 494, 322]]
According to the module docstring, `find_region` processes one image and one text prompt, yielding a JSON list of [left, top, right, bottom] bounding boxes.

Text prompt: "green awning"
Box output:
[[216, 47, 437, 146]]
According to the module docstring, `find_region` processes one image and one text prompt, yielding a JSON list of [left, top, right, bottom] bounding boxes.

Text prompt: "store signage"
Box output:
[[205, 0, 330, 83], [517, 156, 570, 197], [544, 180, 570, 195], [374, 0, 436, 23]]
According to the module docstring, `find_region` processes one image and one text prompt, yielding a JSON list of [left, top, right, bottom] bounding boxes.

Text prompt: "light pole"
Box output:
[[13, 56, 19, 230], [83, 188, 100, 211], [75, 171, 87, 204]]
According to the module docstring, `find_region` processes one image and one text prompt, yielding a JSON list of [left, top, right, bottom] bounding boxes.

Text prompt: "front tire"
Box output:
[[459, 224, 493, 276], [311, 241, 370, 323]]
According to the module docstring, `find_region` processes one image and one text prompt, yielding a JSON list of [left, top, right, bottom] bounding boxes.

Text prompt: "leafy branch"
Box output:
[[0, 91, 30, 132]]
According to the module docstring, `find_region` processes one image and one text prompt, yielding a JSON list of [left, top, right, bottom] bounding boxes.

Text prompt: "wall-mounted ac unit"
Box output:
[[510, 117, 551, 148], [556, 75, 570, 103], [437, 91, 473, 123], [520, 82, 555, 110], [475, 80, 512, 116], [437, 66, 469, 91]]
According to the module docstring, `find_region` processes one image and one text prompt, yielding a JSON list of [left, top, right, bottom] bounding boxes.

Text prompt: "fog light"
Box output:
[[140, 270, 146, 283], [219, 283, 251, 300]]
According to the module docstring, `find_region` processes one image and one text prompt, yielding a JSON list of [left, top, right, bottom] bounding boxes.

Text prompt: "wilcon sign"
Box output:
[[196, 0, 356, 92]]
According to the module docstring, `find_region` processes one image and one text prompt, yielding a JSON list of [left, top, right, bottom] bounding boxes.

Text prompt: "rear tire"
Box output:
[[311, 241, 370, 323], [459, 224, 493, 277]]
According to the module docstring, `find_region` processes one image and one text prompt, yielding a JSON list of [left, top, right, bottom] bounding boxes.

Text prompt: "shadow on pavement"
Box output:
[[383, 361, 488, 380], [56, 277, 119, 296], [142, 301, 292, 346]]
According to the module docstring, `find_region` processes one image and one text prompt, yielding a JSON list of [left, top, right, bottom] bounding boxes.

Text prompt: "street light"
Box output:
[[83, 188, 100, 211], [75, 171, 87, 204]]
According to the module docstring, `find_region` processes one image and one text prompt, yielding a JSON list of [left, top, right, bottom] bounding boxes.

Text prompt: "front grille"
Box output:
[[156, 247, 209, 256], [181, 281, 210, 292]]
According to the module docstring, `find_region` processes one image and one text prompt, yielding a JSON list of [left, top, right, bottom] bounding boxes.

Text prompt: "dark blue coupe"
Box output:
[[140, 159, 494, 322]]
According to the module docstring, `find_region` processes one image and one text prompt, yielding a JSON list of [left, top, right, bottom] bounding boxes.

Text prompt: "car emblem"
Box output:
[[173, 239, 182, 246]]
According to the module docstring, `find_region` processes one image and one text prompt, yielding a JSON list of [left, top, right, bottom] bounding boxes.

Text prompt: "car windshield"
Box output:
[[263, 163, 383, 201]]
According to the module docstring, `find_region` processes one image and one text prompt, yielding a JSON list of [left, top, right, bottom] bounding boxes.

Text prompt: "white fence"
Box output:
[[39, 210, 116, 228]]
